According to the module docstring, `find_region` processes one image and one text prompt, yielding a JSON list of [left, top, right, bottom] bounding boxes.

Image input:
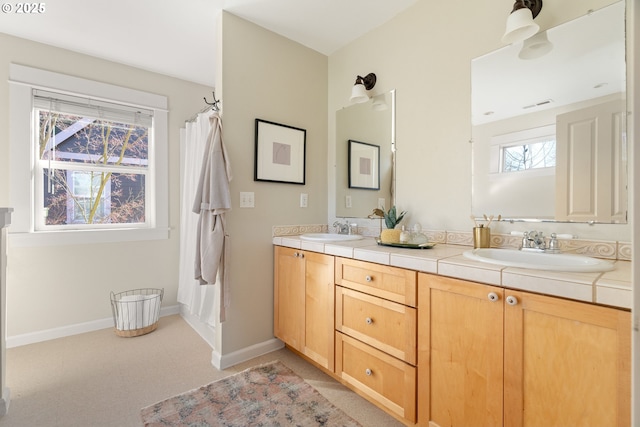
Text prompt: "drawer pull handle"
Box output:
[[365, 317, 373, 325], [365, 368, 372, 376], [487, 292, 499, 302], [365, 275, 372, 282], [506, 295, 519, 306]]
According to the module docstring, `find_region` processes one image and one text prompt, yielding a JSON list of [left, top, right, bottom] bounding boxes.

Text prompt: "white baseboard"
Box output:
[[211, 338, 284, 370], [7, 305, 284, 374], [178, 305, 216, 349], [6, 305, 180, 348]]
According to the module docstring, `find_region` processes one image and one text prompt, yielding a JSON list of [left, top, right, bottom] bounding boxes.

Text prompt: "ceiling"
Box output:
[[0, 0, 417, 87]]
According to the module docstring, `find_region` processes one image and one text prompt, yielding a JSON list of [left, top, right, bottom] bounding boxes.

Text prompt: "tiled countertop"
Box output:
[[273, 236, 632, 310]]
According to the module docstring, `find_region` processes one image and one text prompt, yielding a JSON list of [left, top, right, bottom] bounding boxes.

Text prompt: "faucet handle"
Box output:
[[547, 233, 561, 252]]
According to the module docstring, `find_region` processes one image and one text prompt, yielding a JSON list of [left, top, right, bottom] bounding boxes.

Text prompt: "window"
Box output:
[[502, 137, 556, 172], [34, 90, 151, 230], [488, 124, 556, 177], [9, 64, 168, 246]]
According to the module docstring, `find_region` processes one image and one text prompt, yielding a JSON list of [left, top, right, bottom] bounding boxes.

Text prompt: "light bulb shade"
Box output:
[[518, 31, 553, 59], [371, 95, 388, 111], [350, 83, 369, 103], [502, 7, 540, 44]]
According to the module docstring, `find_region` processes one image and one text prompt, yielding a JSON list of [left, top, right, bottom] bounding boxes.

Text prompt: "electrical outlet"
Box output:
[[240, 192, 255, 208], [300, 193, 308, 208], [345, 195, 352, 208]]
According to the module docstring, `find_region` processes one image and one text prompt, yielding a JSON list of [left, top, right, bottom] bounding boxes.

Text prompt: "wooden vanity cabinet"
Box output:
[[274, 246, 335, 371], [335, 257, 417, 423], [418, 273, 631, 427]]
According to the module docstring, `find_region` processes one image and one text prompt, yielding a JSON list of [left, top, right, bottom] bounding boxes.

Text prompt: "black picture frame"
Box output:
[[254, 119, 306, 185], [348, 139, 380, 190]]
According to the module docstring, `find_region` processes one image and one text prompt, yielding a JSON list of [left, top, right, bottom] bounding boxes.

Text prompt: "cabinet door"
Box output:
[[418, 274, 504, 427], [504, 290, 631, 427], [303, 251, 335, 371], [273, 246, 305, 351]]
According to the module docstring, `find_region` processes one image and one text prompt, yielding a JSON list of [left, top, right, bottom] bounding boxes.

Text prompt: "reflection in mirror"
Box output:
[[471, 1, 627, 223], [336, 89, 395, 218]]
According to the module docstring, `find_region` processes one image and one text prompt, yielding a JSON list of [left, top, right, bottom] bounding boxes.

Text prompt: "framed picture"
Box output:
[[348, 140, 380, 190], [254, 119, 306, 185]]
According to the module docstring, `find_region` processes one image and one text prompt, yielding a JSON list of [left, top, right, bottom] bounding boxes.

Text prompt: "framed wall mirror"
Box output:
[[471, 1, 627, 223], [336, 89, 395, 218]]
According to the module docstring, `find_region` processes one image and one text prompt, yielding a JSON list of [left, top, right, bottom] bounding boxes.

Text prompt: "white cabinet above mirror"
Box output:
[[471, 1, 627, 223]]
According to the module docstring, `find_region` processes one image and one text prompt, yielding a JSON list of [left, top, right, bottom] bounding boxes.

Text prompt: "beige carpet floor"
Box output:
[[0, 315, 403, 427]]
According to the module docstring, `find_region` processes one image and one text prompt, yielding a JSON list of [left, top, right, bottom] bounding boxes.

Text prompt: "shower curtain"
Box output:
[[178, 113, 218, 327]]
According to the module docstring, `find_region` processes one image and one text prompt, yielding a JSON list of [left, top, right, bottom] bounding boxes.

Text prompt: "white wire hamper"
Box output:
[[110, 288, 164, 337]]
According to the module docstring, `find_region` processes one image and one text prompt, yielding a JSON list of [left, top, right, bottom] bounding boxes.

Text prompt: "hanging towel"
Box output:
[[193, 112, 232, 322]]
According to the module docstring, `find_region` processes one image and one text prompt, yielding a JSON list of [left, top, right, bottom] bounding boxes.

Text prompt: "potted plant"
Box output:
[[371, 206, 407, 243]]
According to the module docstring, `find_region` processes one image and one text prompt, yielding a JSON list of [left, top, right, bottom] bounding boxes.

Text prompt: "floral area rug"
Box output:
[[140, 360, 362, 426]]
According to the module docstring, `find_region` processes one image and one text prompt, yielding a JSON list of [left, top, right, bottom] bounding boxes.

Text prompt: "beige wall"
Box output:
[[328, 0, 631, 242], [0, 33, 212, 336], [0, 14, 328, 352], [0, 0, 633, 358], [218, 12, 328, 354]]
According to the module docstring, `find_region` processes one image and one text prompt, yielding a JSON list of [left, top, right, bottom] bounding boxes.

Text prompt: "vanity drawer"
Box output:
[[336, 286, 416, 365], [336, 332, 416, 423], [335, 257, 417, 307]]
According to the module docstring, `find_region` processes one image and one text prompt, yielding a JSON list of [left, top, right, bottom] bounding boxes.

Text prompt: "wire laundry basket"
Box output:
[[110, 288, 164, 337]]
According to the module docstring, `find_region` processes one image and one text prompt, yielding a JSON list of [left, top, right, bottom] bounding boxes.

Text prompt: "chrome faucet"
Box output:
[[333, 221, 357, 235], [333, 221, 349, 235], [520, 231, 560, 253]]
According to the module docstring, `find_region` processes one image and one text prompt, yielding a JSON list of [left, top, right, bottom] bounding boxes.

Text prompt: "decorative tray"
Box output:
[[375, 238, 436, 249]]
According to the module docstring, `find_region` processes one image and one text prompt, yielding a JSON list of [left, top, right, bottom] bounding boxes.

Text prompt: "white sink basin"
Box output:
[[463, 248, 615, 273], [299, 233, 364, 242]]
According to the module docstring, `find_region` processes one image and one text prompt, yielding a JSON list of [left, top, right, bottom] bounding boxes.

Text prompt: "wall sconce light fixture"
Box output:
[[518, 30, 553, 59], [502, 0, 543, 44], [350, 73, 377, 104]]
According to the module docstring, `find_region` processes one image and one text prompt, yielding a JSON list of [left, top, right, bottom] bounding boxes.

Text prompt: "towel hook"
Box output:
[[204, 91, 221, 111]]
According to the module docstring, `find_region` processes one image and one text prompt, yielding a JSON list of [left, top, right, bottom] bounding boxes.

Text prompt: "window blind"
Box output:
[[33, 89, 154, 128]]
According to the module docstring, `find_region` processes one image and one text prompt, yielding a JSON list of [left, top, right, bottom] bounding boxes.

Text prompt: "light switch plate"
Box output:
[[345, 195, 352, 208], [240, 192, 255, 208], [300, 193, 308, 208]]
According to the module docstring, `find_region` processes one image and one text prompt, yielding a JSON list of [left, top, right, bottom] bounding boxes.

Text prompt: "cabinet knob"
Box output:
[[365, 275, 372, 282], [365, 317, 373, 325], [293, 252, 299, 258], [299, 253, 304, 258], [487, 292, 499, 302], [365, 368, 372, 376], [506, 295, 519, 306]]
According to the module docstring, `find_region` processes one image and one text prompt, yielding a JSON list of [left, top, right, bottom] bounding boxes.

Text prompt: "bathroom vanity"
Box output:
[[273, 236, 631, 426]]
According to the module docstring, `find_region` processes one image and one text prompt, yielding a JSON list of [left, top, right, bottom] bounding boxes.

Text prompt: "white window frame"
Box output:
[[488, 124, 556, 179], [9, 64, 169, 246]]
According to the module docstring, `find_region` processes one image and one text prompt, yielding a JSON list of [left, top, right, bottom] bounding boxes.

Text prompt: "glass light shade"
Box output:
[[518, 31, 553, 59], [502, 7, 540, 44], [371, 95, 388, 111], [350, 83, 369, 103]]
